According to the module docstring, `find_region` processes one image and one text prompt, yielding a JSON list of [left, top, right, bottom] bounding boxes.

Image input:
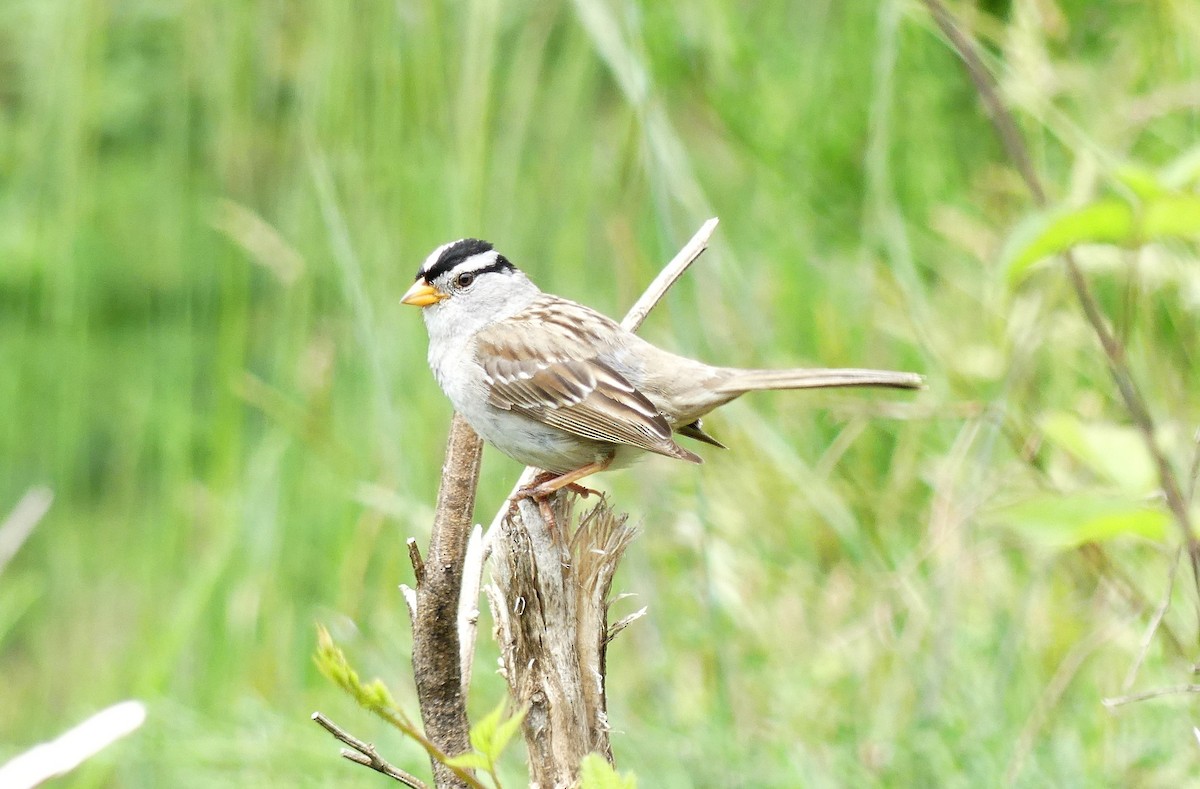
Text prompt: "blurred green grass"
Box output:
[[2, 0, 1199, 785]]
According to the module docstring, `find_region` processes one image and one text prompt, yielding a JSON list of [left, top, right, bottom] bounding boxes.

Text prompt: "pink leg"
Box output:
[[518, 458, 612, 501]]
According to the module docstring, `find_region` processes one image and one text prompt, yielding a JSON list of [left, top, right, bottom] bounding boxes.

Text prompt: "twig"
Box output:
[[1061, 251, 1200, 594], [314, 629, 485, 788], [0, 487, 53, 577], [920, 0, 1200, 619], [620, 216, 720, 333], [1102, 684, 1200, 709], [1007, 624, 1114, 783], [407, 538, 426, 587], [1123, 547, 1183, 692], [607, 606, 648, 643], [921, 0, 1044, 204], [411, 413, 483, 788], [311, 712, 427, 788]]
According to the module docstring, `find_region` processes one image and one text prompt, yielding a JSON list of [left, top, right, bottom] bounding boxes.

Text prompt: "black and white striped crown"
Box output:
[[417, 238, 515, 282]]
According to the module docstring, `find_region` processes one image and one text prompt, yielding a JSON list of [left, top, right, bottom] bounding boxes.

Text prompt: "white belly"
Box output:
[[429, 335, 617, 474], [467, 403, 614, 473]]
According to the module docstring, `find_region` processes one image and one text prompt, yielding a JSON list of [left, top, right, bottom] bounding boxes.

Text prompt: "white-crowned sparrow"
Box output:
[[402, 238, 922, 497]]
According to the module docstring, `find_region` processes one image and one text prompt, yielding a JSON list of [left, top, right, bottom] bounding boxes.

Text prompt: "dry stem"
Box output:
[[1102, 684, 1200, 709], [312, 712, 428, 788], [411, 413, 484, 787]]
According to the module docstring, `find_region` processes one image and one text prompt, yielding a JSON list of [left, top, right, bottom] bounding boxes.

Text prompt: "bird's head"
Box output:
[[402, 238, 539, 336]]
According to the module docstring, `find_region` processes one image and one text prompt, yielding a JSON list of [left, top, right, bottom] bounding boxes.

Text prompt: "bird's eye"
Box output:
[[455, 272, 475, 288]]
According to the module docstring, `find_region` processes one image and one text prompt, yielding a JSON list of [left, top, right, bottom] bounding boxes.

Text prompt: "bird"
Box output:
[[402, 238, 922, 499]]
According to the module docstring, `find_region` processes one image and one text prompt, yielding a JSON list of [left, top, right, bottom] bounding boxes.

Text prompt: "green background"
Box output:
[[3, 0, 1199, 785]]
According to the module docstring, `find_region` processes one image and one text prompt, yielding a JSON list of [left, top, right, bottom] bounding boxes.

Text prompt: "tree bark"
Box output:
[[486, 495, 637, 788], [412, 413, 483, 788]]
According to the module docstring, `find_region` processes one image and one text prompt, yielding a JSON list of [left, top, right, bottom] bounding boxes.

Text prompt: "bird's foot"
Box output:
[[517, 478, 602, 501], [516, 461, 610, 501], [508, 473, 567, 545], [515, 471, 562, 502]]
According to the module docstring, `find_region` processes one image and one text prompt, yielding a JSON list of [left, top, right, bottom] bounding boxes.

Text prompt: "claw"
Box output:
[[516, 459, 612, 501]]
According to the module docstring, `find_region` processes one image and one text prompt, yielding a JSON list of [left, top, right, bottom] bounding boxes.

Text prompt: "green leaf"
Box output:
[[491, 704, 527, 760], [1114, 165, 1167, 200], [313, 625, 406, 725], [468, 699, 505, 760], [1004, 191, 1200, 285], [1143, 193, 1200, 237], [464, 698, 525, 768], [1038, 413, 1156, 494], [579, 753, 637, 789], [444, 752, 492, 771], [989, 493, 1168, 549], [1003, 199, 1134, 283]]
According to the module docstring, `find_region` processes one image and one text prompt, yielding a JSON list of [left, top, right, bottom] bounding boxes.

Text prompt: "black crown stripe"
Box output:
[[469, 255, 513, 278], [418, 238, 514, 282]]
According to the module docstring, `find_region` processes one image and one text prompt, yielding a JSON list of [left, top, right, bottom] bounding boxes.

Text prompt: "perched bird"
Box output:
[[402, 238, 922, 498]]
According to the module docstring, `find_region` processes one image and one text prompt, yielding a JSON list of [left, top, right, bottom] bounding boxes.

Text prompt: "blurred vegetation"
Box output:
[[2, 0, 1199, 785]]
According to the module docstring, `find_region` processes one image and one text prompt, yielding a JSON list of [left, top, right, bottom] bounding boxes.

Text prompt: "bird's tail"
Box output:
[[715, 367, 923, 395]]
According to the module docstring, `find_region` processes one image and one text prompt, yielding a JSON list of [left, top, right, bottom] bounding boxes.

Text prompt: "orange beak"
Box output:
[[400, 278, 447, 307]]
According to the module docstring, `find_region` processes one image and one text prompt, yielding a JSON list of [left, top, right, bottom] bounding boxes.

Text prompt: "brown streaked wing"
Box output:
[[476, 299, 700, 462]]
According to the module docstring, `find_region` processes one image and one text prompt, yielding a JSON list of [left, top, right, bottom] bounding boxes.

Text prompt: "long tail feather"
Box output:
[[716, 367, 923, 394]]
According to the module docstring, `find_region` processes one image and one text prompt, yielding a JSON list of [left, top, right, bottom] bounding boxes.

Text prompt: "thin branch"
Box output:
[[620, 216, 720, 333], [314, 629, 485, 788], [921, 0, 1044, 204], [412, 413, 483, 788], [1123, 547, 1183, 692], [1060, 251, 1200, 593], [920, 0, 1200, 618], [1102, 684, 1200, 709], [311, 712, 427, 788], [369, 705, 485, 789], [1007, 624, 1114, 783], [407, 538, 426, 587], [607, 606, 647, 643]]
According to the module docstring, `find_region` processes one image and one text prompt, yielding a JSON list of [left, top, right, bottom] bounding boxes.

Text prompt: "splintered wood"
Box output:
[[486, 495, 638, 789]]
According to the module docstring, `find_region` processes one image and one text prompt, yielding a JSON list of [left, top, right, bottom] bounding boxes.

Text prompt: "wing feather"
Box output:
[[477, 297, 700, 463]]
